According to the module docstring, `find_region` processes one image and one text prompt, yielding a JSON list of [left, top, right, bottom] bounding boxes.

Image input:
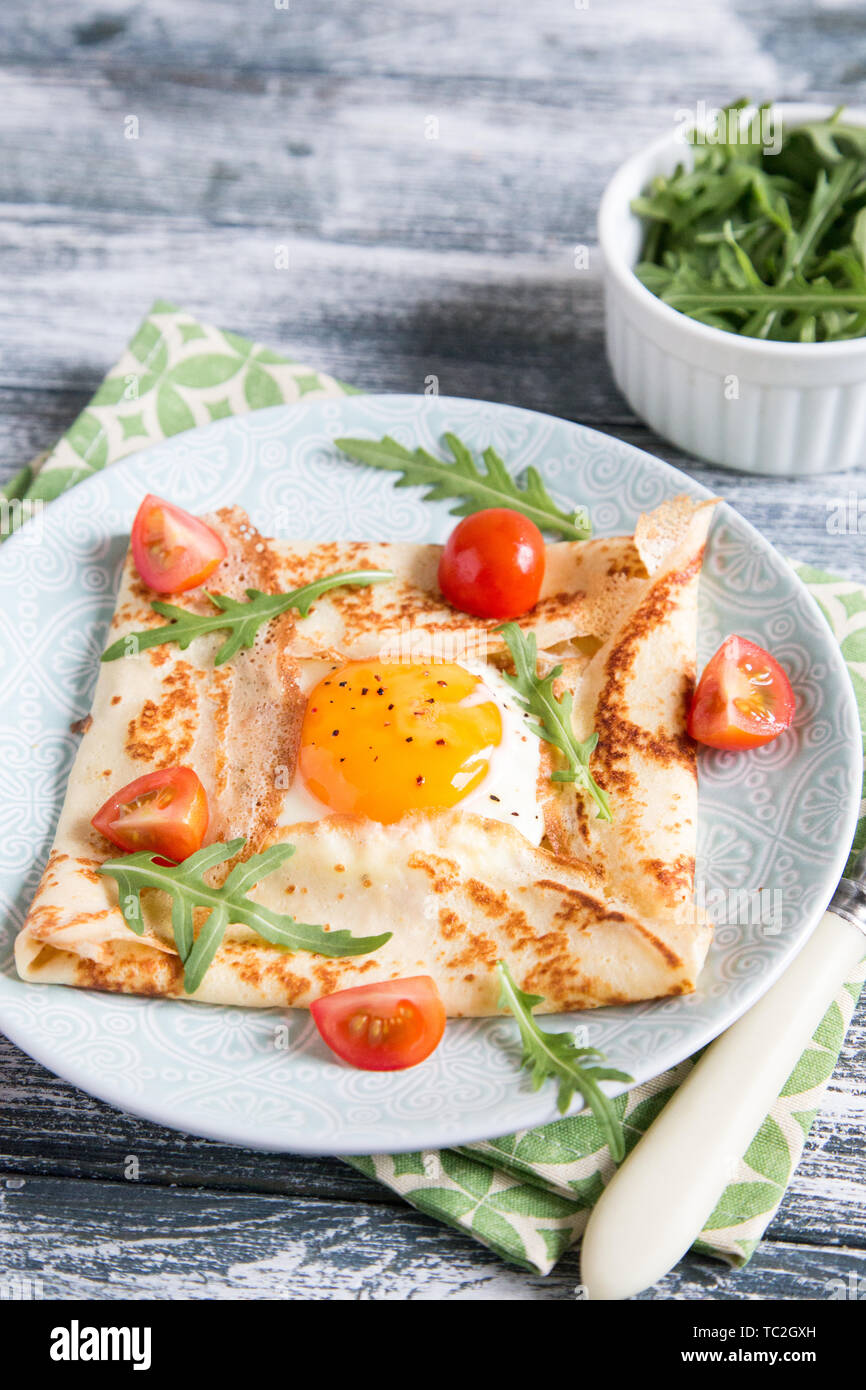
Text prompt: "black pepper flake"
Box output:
[[490, 794, 500, 802], [361, 687, 369, 695], [416, 774, 424, 785], [436, 737, 446, 745], [437, 680, 447, 687], [405, 736, 413, 743], [376, 687, 385, 695], [338, 681, 347, 687], [388, 704, 394, 711], [331, 729, 339, 737]]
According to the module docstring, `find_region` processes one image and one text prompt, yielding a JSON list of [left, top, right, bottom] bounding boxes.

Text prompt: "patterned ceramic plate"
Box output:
[[0, 396, 860, 1155]]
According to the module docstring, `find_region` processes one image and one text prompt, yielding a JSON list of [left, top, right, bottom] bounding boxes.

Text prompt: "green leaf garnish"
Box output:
[[497, 961, 632, 1161], [632, 101, 866, 341], [334, 432, 591, 540], [101, 568, 395, 666], [98, 837, 391, 995], [497, 621, 611, 821]]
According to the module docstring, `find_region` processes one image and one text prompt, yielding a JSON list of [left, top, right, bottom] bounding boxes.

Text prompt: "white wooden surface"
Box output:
[[0, 0, 863, 1300]]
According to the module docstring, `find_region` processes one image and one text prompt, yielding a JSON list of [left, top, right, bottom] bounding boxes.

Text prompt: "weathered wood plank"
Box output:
[[0, 66, 847, 251], [0, 0, 858, 100], [0, 218, 613, 396], [0, 387, 92, 474], [0, 1, 788, 82], [0, 1170, 863, 1300], [0, 1035, 386, 1204], [0, 66, 659, 248]]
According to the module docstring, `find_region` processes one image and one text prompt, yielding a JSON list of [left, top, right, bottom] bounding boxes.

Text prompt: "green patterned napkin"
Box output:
[[8, 300, 864, 1278]]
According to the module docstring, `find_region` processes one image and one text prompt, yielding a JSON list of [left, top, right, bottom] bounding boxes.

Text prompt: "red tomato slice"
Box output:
[[311, 976, 446, 1071], [131, 494, 227, 594], [91, 767, 209, 862], [688, 635, 796, 751], [438, 508, 545, 620]]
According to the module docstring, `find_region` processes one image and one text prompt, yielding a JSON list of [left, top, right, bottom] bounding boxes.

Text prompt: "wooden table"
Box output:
[[0, 0, 863, 1300]]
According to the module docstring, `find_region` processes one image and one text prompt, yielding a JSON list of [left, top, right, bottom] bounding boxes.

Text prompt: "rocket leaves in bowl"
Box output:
[[632, 101, 866, 342]]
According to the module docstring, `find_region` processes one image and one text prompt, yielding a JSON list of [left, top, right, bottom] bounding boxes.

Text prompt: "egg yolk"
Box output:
[[298, 662, 503, 823]]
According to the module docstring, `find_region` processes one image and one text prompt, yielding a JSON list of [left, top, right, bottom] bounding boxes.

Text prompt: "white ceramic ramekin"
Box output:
[[598, 104, 866, 475]]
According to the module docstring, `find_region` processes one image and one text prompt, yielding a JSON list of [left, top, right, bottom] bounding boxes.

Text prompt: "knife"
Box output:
[[580, 847, 866, 1301]]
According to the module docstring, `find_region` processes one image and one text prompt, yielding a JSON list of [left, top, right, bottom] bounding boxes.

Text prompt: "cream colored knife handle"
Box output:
[[581, 908, 865, 1302]]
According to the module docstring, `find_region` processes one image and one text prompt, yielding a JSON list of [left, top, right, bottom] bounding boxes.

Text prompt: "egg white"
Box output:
[[277, 659, 543, 845]]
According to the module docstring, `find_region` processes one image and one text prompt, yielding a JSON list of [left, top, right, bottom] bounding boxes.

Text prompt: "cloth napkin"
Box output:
[[8, 300, 864, 1277]]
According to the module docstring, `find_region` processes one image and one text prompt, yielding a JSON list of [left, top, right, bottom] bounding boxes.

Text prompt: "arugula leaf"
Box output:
[[334, 432, 591, 540], [498, 621, 611, 821], [101, 568, 395, 666], [497, 961, 632, 1161], [633, 102, 866, 342], [98, 837, 392, 995], [636, 267, 866, 330]]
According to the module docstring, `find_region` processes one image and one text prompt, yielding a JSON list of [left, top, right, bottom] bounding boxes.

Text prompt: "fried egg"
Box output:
[[277, 660, 543, 845]]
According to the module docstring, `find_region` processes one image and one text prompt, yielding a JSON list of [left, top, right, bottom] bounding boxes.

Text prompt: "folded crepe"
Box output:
[[16, 495, 716, 1015]]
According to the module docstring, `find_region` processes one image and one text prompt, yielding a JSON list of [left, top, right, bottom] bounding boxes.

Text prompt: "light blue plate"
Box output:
[[0, 396, 860, 1154]]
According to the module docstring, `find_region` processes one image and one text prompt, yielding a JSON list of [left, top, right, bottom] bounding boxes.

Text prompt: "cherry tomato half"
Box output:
[[310, 976, 446, 1071], [91, 766, 209, 862], [687, 635, 796, 751], [131, 494, 227, 594], [437, 508, 545, 620]]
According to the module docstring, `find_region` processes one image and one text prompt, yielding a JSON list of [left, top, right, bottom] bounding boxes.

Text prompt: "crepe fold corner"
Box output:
[[15, 495, 717, 1015]]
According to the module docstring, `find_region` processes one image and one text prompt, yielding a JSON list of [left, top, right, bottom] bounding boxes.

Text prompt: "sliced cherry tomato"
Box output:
[[438, 508, 545, 620], [91, 767, 209, 862], [688, 635, 796, 751], [310, 976, 446, 1071], [131, 494, 226, 594]]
